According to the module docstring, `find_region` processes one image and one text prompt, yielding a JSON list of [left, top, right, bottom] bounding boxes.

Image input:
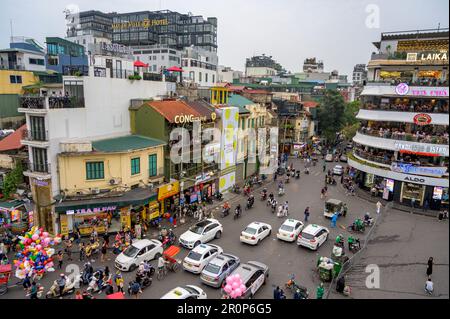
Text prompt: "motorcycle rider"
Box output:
[[247, 194, 255, 209], [222, 202, 230, 216], [364, 212, 373, 225], [271, 199, 277, 213], [261, 188, 268, 200], [57, 273, 67, 298], [235, 204, 242, 219]]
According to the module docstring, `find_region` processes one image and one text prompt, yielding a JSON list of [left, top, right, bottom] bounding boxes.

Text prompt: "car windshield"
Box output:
[[123, 245, 139, 258], [280, 225, 294, 232], [301, 232, 315, 240], [183, 286, 198, 295], [204, 263, 221, 274], [187, 251, 203, 261], [243, 227, 257, 235], [189, 225, 205, 235]]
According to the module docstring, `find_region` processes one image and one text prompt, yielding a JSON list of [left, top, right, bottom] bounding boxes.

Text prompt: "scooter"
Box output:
[[304, 168, 310, 175], [231, 185, 241, 194], [234, 208, 242, 220], [285, 176, 290, 184], [214, 191, 223, 201], [261, 192, 267, 201], [221, 208, 230, 218], [295, 171, 300, 179], [245, 199, 255, 210], [271, 202, 277, 214], [278, 187, 285, 196], [46, 277, 76, 299]]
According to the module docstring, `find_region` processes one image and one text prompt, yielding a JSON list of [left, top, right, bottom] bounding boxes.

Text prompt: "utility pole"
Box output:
[[10, 19, 14, 42]]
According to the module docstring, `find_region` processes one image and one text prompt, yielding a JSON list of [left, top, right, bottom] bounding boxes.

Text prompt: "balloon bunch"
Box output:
[[13, 227, 62, 279], [223, 274, 246, 299]]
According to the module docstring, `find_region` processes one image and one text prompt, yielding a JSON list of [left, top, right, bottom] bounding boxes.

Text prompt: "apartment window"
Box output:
[[86, 162, 105, 180], [153, 56, 157, 60], [212, 74, 215, 84], [29, 58, 45, 66], [29, 116, 46, 141], [131, 157, 141, 175], [31, 147, 48, 173], [161, 55, 165, 60], [252, 119, 255, 128], [153, 65, 157, 72], [205, 73, 208, 83], [9, 75, 22, 84], [149, 154, 157, 177], [199, 72, 202, 82]]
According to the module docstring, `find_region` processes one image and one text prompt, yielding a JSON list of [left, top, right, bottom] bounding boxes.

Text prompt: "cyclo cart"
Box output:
[[157, 245, 181, 280], [0, 264, 12, 296]]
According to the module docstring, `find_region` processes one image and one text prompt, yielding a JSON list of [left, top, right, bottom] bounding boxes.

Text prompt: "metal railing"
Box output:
[[361, 103, 449, 114], [22, 129, 49, 142], [63, 65, 89, 76], [48, 96, 85, 109], [27, 161, 51, 174], [358, 129, 449, 145], [19, 96, 46, 109]]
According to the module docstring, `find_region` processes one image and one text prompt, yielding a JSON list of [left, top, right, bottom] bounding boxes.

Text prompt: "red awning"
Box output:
[[167, 66, 183, 72], [134, 60, 149, 67]]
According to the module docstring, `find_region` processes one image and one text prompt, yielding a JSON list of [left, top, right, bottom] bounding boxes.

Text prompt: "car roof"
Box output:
[[282, 219, 301, 226], [326, 199, 343, 205], [247, 221, 268, 228], [302, 224, 325, 235], [131, 239, 153, 249], [209, 253, 236, 267], [231, 263, 260, 282], [164, 287, 190, 298], [192, 244, 214, 254], [195, 219, 220, 227]]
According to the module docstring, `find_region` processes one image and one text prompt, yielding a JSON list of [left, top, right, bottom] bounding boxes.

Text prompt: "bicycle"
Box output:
[[156, 260, 181, 280]]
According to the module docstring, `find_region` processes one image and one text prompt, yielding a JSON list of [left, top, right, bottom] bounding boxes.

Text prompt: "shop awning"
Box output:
[[55, 188, 157, 213], [134, 60, 149, 67], [167, 66, 183, 72]]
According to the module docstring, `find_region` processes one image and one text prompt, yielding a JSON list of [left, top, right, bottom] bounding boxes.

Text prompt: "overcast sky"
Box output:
[[1, 0, 448, 76]]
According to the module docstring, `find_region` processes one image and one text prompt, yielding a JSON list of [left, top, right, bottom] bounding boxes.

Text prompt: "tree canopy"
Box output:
[[317, 90, 346, 142]]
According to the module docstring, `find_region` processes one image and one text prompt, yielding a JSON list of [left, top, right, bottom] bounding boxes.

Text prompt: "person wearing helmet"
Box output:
[[57, 273, 67, 298]]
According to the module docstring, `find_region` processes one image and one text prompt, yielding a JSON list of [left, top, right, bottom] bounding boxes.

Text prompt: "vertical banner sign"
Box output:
[[28, 211, 34, 229], [120, 207, 131, 230], [60, 214, 69, 236]]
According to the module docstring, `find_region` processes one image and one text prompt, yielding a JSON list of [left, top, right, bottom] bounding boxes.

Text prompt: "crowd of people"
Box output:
[[363, 101, 449, 113], [359, 125, 449, 144]]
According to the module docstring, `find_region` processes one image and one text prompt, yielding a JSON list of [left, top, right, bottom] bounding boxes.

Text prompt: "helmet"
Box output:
[[60, 273, 65, 277]]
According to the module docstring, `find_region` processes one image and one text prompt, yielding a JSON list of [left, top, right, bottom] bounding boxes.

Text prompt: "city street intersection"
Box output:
[[3, 158, 448, 299]]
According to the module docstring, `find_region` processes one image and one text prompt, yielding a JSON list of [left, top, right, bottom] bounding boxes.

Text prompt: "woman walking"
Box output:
[[426, 257, 434, 277]]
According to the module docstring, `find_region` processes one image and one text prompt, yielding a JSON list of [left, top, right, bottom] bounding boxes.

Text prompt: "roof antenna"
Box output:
[[437, 22, 440, 31], [10, 19, 13, 43]]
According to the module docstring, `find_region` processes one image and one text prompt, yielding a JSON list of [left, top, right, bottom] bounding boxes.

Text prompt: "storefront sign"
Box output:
[[413, 113, 432, 126], [158, 182, 180, 201], [120, 207, 131, 230], [60, 214, 69, 236], [34, 180, 48, 187], [407, 51, 448, 62], [11, 210, 20, 222], [395, 83, 409, 95], [195, 172, 214, 185], [112, 18, 169, 30], [101, 42, 132, 55], [174, 114, 207, 124], [410, 87, 448, 97], [66, 206, 117, 215], [391, 162, 447, 178], [394, 142, 448, 157], [404, 176, 426, 183], [433, 186, 443, 200]]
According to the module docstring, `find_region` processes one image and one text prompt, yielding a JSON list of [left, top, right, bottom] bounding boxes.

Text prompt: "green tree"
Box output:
[[317, 90, 346, 142], [344, 101, 360, 126], [1, 161, 23, 199]]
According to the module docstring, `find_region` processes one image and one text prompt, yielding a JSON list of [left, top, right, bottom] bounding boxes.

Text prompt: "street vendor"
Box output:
[[335, 234, 344, 246], [316, 283, 324, 299]]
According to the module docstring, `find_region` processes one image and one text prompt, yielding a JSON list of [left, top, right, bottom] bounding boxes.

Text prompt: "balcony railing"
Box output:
[[19, 96, 46, 109], [361, 103, 449, 114], [49, 96, 85, 109], [358, 128, 449, 145], [63, 65, 89, 76], [22, 129, 49, 142], [27, 161, 51, 174], [367, 80, 449, 87]]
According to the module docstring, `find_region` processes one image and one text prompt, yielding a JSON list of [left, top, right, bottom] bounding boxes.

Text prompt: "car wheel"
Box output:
[[257, 239, 261, 245], [129, 264, 137, 271], [268, 229, 272, 236], [194, 241, 201, 248], [154, 253, 162, 260], [215, 231, 222, 239]]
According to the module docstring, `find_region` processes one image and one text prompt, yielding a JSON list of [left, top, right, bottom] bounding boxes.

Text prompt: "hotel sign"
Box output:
[[112, 18, 169, 30], [391, 162, 448, 178]]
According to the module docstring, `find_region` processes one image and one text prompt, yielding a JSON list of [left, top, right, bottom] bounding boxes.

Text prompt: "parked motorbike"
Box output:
[[231, 185, 241, 194], [214, 191, 223, 201]]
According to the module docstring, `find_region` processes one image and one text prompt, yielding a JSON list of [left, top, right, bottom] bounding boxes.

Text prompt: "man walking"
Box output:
[[376, 201, 382, 214], [331, 213, 338, 228], [304, 207, 310, 222]]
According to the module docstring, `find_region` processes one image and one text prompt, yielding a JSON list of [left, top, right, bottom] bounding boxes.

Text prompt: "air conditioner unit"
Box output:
[[91, 188, 100, 194], [109, 178, 120, 186]]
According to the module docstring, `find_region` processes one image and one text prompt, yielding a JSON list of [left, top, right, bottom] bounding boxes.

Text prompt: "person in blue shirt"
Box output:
[[331, 212, 339, 228]]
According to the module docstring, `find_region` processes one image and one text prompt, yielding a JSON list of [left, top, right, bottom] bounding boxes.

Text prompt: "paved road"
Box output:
[[3, 158, 447, 299]]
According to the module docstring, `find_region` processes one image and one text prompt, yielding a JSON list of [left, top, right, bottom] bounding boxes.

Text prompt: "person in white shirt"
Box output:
[[425, 277, 433, 294], [376, 201, 382, 214]]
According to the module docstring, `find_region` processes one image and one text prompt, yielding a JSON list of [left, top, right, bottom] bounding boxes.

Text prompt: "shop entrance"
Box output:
[[401, 182, 426, 207]]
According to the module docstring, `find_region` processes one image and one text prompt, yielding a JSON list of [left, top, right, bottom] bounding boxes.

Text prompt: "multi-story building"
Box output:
[[45, 37, 88, 75], [66, 10, 218, 52], [349, 28, 449, 211], [181, 46, 218, 87], [303, 57, 324, 73], [352, 64, 368, 86], [17, 65, 176, 233], [132, 44, 182, 74], [245, 54, 285, 78], [218, 66, 243, 83]]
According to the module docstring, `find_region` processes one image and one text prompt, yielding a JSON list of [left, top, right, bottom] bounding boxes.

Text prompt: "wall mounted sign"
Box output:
[[395, 83, 409, 95], [391, 162, 448, 178], [410, 87, 448, 97], [158, 182, 180, 201], [406, 51, 448, 62], [174, 114, 207, 124], [433, 186, 443, 200], [413, 113, 432, 126], [100, 42, 132, 55], [394, 142, 448, 157]]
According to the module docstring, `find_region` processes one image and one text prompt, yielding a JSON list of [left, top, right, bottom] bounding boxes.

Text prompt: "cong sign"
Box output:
[[413, 113, 432, 126]]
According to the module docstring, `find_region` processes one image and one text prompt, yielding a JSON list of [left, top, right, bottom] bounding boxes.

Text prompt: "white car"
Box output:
[[160, 285, 207, 299], [277, 219, 304, 242], [179, 219, 223, 249], [240, 222, 272, 245], [297, 224, 329, 251], [115, 239, 163, 271], [183, 244, 223, 274], [333, 165, 344, 175], [325, 154, 334, 162]]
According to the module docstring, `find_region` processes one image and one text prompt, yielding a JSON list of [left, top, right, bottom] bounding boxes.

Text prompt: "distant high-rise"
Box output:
[[303, 57, 324, 73], [352, 64, 367, 85]]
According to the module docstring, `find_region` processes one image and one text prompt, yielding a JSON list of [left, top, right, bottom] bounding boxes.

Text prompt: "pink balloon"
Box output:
[[232, 282, 239, 289], [32, 234, 39, 241], [224, 285, 232, 294], [234, 288, 242, 297], [36, 245, 42, 250], [42, 232, 49, 238], [240, 284, 246, 291], [226, 276, 233, 285], [230, 290, 238, 299]]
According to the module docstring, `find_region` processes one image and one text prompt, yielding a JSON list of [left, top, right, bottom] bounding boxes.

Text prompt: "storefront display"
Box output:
[[401, 182, 425, 206], [0, 201, 30, 234]]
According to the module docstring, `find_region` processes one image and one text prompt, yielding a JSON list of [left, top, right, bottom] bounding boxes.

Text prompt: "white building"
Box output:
[[132, 44, 182, 74], [352, 64, 368, 85], [0, 48, 46, 72], [88, 42, 135, 78], [182, 46, 218, 87], [18, 66, 176, 232], [218, 65, 242, 83]]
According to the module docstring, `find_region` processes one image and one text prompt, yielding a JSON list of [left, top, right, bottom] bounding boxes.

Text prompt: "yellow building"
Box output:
[[210, 84, 230, 105], [56, 135, 166, 236], [0, 70, 39, 94]]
